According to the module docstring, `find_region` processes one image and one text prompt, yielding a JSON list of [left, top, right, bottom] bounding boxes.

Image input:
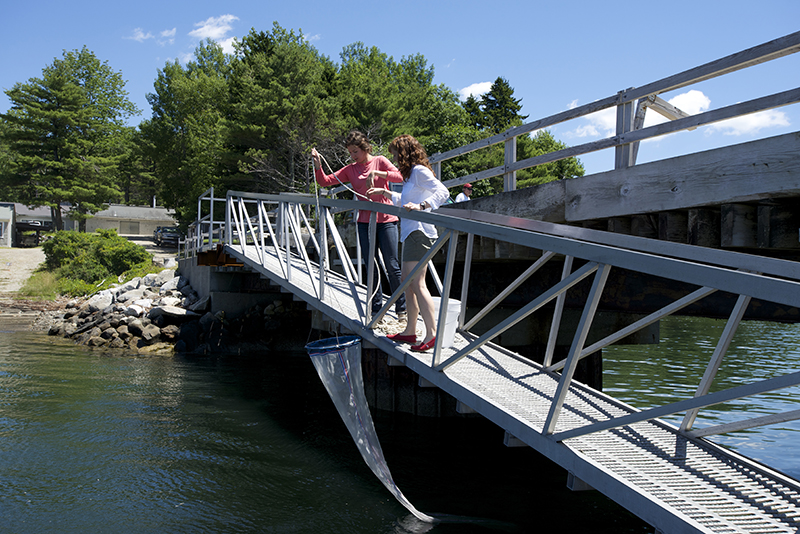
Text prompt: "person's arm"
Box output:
[[311, 147, 348, 186], [415, 167, 450, 210], [365, 186, 401, 206], [369, 156, 403, 183]]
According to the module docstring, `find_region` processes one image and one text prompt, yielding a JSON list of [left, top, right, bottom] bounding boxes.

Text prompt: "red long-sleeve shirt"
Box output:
[[315, 155, 404, 224]]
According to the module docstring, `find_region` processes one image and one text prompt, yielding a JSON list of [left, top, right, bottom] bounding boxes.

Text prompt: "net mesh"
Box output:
[[306, 336, 434, 523]]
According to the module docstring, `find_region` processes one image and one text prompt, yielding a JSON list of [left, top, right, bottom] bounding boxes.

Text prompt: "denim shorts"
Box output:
[[402, 230, 435, 262]]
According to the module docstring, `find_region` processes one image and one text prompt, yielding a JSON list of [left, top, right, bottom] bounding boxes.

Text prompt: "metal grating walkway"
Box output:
[[226, 242, 800, 534]]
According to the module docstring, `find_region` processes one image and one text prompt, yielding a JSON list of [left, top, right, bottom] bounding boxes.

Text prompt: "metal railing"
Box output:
[[199, 189, 800, 444], [177, 31, 800, 444]]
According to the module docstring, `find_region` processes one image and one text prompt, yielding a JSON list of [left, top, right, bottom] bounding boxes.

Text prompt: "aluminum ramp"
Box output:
[[225, 242, 800, 534]]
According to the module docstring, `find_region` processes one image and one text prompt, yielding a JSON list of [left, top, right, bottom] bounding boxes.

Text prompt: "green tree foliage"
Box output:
[[516, 130, 585, 188], [226, 24, 343, 196], [481, 77, 528, 133], [143, 40, 231, 222], [135, 22, 582, 220], [383, 55, 468, 148], [0, 48, 138, 229], [116, 126, 157, 205], [458, 76, 583, 196], [337, 42, 395, 136]]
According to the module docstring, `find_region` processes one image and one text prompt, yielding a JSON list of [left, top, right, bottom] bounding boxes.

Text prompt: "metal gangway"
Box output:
[[178, 32, 800, 533], [182, 188, 800, 534]]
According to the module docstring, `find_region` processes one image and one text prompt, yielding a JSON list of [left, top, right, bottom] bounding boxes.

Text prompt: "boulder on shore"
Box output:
[[43, 268, 310, 355]]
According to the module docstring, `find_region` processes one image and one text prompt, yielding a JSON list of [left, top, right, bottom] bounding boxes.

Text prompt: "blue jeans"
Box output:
[[357, 221, 405, 315]]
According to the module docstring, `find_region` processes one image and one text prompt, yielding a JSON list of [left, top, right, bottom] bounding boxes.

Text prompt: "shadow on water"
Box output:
[[200, 349, 651, 533], [0, 332, 652, 533]]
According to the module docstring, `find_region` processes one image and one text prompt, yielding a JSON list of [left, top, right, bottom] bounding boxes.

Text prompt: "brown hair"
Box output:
[[345, 131, 372, 154], [388, 134, 433, 180]]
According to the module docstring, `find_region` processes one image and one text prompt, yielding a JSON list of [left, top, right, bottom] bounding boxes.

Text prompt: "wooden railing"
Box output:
[[428, 31, 800, 192]]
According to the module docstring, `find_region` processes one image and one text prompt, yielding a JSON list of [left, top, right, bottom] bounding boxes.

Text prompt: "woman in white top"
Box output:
[[368, 135, 450, 352]]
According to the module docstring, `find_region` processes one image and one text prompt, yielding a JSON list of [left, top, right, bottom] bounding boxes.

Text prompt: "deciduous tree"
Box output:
[[143, 40, 230, 222]]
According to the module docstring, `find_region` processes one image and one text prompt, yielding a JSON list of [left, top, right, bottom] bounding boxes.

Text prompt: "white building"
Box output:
[[0, 203, 13, 247], [85, 204, 176, 236]]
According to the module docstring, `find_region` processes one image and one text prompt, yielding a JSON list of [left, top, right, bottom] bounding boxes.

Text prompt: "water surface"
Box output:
[[603, 315, 800, 479], [1, 331, 651, 533]]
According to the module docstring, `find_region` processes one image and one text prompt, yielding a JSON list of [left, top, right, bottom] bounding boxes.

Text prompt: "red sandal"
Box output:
[[387, 333, 417, 343], [410, 337, 436, 352]]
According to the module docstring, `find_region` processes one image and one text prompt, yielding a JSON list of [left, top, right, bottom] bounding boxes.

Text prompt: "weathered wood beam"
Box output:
[[566, 132, 800, 221], [658, 211, 689, 243], [758, 201, 800, 250], [721, 204, 757, 248], [688, 209, 721, 248]]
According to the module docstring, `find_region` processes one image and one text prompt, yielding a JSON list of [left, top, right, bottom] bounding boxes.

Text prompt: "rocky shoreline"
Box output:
[[37, 268, 311, 355]]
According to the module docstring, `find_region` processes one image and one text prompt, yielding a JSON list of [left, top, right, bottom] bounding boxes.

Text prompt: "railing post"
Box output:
[[319, 205, 328, 302], [209, 187, 215, 248], [680, 293, 752, 432], [365, 212, 378, 324], [615, 88, 636, 169], [225, 194, 232, 245], [433, 230, 459, 366], [503, 136, 517, 192], [459, 233, 474, 328], [543, 256, 574, 367]]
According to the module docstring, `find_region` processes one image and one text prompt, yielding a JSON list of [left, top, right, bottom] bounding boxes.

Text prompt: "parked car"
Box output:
[[155, 226, 181, 248]]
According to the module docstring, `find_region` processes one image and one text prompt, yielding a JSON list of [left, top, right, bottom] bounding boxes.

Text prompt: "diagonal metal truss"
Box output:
[[183, 189, 800, 533]]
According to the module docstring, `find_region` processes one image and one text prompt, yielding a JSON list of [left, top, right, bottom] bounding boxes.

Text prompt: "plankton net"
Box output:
[[305, 336, 435, 523]]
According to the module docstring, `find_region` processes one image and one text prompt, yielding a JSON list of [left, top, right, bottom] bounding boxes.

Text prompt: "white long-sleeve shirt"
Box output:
[[389, 165, 451, 242]]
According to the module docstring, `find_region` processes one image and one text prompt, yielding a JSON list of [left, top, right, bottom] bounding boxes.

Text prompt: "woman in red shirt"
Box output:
[[311, 131, 406, 319]]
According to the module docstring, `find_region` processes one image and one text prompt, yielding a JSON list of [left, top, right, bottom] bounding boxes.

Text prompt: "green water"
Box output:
[[603, 315, 800, 479], [0, 331, 651, 533], [2, 315, 798, 533]]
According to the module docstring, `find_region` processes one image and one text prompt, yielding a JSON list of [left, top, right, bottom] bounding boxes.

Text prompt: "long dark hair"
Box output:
[[388, 134, 433, 180], [345, 131, 372, 154]]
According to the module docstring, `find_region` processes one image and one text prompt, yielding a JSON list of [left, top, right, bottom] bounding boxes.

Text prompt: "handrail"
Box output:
[[429, 31, 800, 190], [207, 189, 800, 445], [179, 33, 800, 448]]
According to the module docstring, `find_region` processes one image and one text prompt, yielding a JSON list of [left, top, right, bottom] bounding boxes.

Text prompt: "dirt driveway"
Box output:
[[0, 247, 46, 293]]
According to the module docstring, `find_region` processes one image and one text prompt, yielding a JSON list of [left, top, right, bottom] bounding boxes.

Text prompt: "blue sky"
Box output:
[[2, 0, 799, 176]]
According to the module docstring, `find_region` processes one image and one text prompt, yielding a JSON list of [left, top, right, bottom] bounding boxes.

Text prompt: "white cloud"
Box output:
[[565, 90, 712, 140], [565, 106, 616, 139], [640, 89, 710, 129], [458, 81, 492, 101], [218, 37, 237, 55], [304, 33, 321, 43], [189, 14, 239, 40], [706, 109, 790, 136], [126, 28, 154, 42], [158, 28, 176, 46], [562, 88, 790, 149], [668, 90, 711, 116]]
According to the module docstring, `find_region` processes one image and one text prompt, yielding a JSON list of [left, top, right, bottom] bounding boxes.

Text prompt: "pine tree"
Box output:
[[482, 77, 528, 133], [1, 48, 137, 230]]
